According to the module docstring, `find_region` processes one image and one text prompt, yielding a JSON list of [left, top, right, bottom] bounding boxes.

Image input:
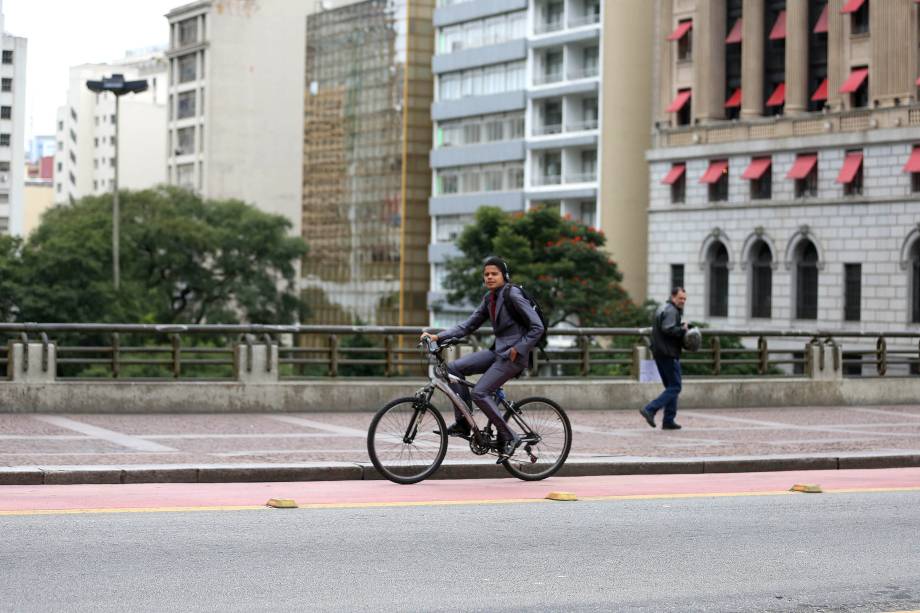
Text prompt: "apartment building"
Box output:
[[428, 0, 653, 327], [165, 0, 310, 234], [650, 0, 920, 371], [53, 51, 167, 204], [300, 0, 435, 327], [0, 0, 26, 235]]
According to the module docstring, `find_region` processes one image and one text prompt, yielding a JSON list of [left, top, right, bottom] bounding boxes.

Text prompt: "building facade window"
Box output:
[[840, 150, 864, 196], [177, 91, 197, 119], [176, 127, 195, 156], [663, 163, 686, 204], [849, 0, 869, 35], [1, 50, 12, 64], [0, 106, 10, 120], [437, 11, 526, 54], [438, 61, 524, 100], [677, 20, 693, 61], [178, 54, 197, 83], [435, 215, 474, 242], [912, 241, 920, 324], [792, 153, 819, 198], [178, 18, 199, 47], [844, 263, 861, 322], [0, 134, 9, 147], [795, 240, 819, 320], [707, 161, 729, 202], [436, 162, 524, 195], [0, 78, 10, 92], [671, 264, 685, 291], [750, 241, 773, 318], [708, 242, 730, 317]]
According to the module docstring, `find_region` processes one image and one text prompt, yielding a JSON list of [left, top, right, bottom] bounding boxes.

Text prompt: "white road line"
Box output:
[[267, 415, 369, 437], [845, 407, 920, 420], [209, 449, 369, 457], [142, 433, 356, 440], [0, 435, 90, 440], [31, 416, 177, 452], [678, 411, 920, 439]]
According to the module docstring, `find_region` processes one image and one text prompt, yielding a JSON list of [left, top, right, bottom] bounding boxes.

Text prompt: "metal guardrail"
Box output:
[[1, 323, 919, 381]]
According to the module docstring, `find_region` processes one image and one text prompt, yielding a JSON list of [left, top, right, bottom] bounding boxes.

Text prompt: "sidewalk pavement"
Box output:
[[2, 404, 920, 485]]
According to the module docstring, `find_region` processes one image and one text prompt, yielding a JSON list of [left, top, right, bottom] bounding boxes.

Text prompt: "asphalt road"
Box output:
[[3, 488, 920, 612]]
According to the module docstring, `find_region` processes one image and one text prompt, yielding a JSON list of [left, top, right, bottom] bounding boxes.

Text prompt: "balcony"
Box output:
[[568, 12, 600, 29], [533, 174, 562, 186], [567, 66, 598, 81], [535, 19, 565, 35], [565, 171, 597, 183], [534, 71, 564, 86], [533, 123, 564, 136], [566, 119, 598, 132]]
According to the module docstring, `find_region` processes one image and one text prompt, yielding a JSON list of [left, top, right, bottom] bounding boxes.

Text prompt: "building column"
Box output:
[[741, 0, 765, 118], [826, 0, 846, 112], [693, 0, 727, 123], [784, 0, 809, 115], [871, 0, 914, 107], [657, 0, 674, 124]]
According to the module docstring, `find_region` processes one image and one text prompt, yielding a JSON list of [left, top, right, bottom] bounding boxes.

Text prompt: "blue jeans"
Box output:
[[644, 357, 682, 425]]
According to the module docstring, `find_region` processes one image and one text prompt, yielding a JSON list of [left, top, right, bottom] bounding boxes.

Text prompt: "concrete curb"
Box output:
[[3, 454, 920, 485]]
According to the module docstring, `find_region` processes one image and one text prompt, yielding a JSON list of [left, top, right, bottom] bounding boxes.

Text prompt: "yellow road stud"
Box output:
[[789, 484, 822, 493], [266, 498, 299, 508], [546, 491, 577, 501]]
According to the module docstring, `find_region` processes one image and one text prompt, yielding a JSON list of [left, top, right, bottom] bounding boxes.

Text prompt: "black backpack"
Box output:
[[502, 284, 550, 365]]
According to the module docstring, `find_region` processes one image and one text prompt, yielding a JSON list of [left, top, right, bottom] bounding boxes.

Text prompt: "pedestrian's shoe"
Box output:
[[495, 434, 523, 464], [434, 422, 471, 438], [662, 422, 682, 430], [639, 407, 656, 428]]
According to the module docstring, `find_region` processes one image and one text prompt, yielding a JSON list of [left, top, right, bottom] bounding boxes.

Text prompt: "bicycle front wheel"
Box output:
[[502, 397, 572, 481], [367, 397, 448, 485]]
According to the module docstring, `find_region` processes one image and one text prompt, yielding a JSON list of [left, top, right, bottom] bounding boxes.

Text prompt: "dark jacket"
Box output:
[[650, 299, 685, 360], [439, 284, 544, 365]]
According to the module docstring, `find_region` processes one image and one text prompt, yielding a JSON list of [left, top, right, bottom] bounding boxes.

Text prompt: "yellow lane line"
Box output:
[[2, 486, 919, 517]]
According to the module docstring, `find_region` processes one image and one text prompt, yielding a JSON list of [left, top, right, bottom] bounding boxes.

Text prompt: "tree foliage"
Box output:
[[1, 186, 309, 324], [442, 206, 648, 327]]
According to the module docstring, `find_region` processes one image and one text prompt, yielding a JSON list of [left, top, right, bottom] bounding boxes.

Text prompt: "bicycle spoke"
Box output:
[[368, 399, 448, 484]]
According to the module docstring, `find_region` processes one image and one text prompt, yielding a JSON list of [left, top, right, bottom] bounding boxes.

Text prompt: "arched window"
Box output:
[[795, 240, 819, 320], [912, 241, 920, 324], [708, 242, 729, 317], [750, 241, 772, 319]]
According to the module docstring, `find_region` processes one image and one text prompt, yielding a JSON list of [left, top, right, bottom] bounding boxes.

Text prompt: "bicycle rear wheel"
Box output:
[[502, 397, 572, 481], [367, 397, 448, 485]]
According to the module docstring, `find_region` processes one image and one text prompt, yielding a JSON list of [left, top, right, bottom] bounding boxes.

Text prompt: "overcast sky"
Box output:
[[3, 0, 180, 148]]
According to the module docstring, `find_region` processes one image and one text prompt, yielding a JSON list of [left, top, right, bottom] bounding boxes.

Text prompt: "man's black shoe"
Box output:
[[495, 434, 523, 464], [435, 422, 471, 438], [662, 422, 682, 430], [639, 407, 656, 428]]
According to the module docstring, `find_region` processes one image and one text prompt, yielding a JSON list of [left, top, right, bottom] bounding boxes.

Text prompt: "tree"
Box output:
[[5, 186, 309, 325], [442, 206, 646, 327]]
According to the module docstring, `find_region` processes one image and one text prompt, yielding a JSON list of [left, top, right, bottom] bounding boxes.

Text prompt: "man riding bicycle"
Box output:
[[420, 256, 545, 463]]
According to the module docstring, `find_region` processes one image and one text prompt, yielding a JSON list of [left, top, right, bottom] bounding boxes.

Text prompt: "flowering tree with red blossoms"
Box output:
[[442, 205, 650, 328]]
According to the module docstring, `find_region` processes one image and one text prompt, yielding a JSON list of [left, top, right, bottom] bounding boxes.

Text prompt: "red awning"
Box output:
[[742, 157, 772, 180], [769, 10, 787, 40], [836, 151, 864, 184], [667, 90, 692, 113], [766, 83, 786, 107], [787, 154, 818, 180], [661, 164, 686, 185], [903, 148, 920, 173], [726, 18, 743, 43], [667, 20, 693, 41], [811, 78, 828, 102], [724, 88, 742, 108], [839, 68, 868, 94], [813, 5, 829, 33], [700, 160, 729, 184], [841, 0, 866, 13]]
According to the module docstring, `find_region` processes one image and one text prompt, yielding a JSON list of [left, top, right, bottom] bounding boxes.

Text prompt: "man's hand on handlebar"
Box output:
[[420, 332, 439, 343]]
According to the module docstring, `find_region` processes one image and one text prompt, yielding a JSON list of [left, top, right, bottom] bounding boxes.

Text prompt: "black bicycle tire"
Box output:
[[501, 396, 572, 481], [367, 397, 448, 485]]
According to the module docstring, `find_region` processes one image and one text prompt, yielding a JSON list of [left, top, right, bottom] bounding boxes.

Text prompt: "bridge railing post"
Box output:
[[9, 342, 57, 382], [233, 342, 278, 383]]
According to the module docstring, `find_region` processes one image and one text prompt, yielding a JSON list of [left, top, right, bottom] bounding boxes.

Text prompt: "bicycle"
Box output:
[[366, 337, 572, 485]]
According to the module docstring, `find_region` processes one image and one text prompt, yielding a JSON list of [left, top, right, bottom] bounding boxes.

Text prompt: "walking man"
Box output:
[[640, 287, 688, 430]]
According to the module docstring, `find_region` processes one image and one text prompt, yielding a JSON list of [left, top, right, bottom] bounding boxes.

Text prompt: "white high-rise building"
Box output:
[[165, 0, 311, 235], [0, 0, 27, 235], [53, 50, 168, 205]]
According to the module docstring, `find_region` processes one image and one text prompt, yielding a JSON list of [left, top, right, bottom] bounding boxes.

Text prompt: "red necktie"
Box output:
[[490, 291, 496, 322]]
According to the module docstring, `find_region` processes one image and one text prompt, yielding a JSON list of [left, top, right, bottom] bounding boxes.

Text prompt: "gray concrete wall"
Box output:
[[1, 377, 919, 413]]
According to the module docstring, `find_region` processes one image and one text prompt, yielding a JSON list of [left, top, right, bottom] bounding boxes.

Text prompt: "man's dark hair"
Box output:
[[482, 255, 510, 282], [670, 286, 685, 297]]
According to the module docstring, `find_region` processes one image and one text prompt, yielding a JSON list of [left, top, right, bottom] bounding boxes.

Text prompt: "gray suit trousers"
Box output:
[[446, 349, 525, 440]]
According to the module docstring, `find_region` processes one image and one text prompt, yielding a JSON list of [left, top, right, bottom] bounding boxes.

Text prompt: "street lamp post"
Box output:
[[86, 74, 148, 290]]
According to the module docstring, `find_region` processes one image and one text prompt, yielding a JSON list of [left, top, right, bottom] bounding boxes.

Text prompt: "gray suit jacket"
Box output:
[[439, 285, 545, 364]]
